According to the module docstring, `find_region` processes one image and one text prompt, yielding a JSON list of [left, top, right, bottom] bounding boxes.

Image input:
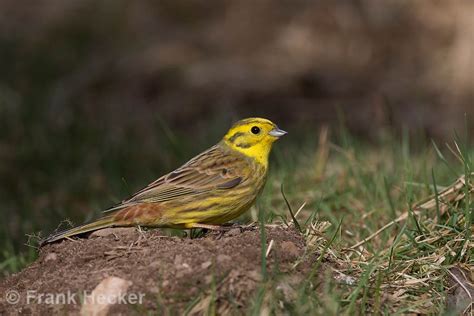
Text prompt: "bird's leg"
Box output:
[[222, 222, 256, 233], [187, 223, 258, 240], [187, 223, 229, 239], [189, 223, 231, 231], [189, 223, 258, 240], [240, 222, 258, 232]]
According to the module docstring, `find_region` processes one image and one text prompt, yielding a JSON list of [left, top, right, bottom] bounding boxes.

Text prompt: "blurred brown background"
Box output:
[[0, 0, 473, 252], [1, 0, 473, 137]]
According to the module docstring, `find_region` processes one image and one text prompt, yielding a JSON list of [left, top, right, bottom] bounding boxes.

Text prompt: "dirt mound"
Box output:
[[0, 226, 319, 315]]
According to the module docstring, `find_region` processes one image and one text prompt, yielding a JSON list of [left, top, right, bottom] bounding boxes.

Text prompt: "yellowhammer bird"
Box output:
[[42, 117, 286, 244]]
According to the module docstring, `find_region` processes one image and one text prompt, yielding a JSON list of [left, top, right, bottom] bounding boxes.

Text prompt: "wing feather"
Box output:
[[103, 144, 246, 212]]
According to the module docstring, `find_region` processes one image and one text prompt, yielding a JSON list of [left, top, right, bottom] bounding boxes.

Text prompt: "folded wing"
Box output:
[[104, 145, 245, 212]]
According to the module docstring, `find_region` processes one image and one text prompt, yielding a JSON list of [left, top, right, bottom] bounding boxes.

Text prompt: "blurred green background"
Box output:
[[1, 0, 473, 270]]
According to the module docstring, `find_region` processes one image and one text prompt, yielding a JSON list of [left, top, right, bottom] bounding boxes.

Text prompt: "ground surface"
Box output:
[[0, 226, 321, 315], [1, 127, 473, 314]]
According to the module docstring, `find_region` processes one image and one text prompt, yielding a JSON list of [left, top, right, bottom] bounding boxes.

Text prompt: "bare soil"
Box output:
[[0, 226, 321, 315]]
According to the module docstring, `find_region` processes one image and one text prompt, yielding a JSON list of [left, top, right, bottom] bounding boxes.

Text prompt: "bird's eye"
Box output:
[[251, 126, 260, 134]]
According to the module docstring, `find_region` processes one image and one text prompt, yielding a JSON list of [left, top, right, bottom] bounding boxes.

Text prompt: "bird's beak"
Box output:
[[268, 127, 287, 137]]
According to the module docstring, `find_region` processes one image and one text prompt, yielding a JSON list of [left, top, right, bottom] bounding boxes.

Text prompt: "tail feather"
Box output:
[[40, 216, 116, 246]]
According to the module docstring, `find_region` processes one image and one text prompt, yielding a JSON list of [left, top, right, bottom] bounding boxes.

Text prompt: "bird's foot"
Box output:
[[189, 223, 257, 239]]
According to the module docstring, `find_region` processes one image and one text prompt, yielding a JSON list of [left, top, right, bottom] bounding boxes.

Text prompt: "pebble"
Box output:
[[201, 261, 212, 269], [217, 254, 231, 263], [44, 252, 58, 262], [280, 241, 300, 258]]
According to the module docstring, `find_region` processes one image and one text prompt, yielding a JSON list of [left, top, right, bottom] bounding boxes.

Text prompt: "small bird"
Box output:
[[42, 117, 286, 244]]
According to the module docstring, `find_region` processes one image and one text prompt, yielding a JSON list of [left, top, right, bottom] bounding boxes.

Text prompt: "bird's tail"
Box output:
[[40, 216, 116, 246]]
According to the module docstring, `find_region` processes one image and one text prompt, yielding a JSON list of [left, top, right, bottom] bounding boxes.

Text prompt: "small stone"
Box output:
[[174, 255, 183, 265], [217, 254, 231, 263], [248, 270, 262, 282], [80, 276, 132, 316], [201, 261, 212, 269], [149, 261, 161, 269], [226, 228, 241, 236], [204, 275, 213, 284], [280, 241, 300, 258], [89, 227, 136, 238], [45, 252, 57, 262], [149, 286, 160, 294], [201, 239, 215, 247]]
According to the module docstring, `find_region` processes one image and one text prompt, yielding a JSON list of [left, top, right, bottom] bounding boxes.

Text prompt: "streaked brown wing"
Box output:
[[103, 145, 246, 212]]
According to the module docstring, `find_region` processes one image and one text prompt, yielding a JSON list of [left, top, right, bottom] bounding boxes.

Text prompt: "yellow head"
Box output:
[[222, 117, 287, 167]]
